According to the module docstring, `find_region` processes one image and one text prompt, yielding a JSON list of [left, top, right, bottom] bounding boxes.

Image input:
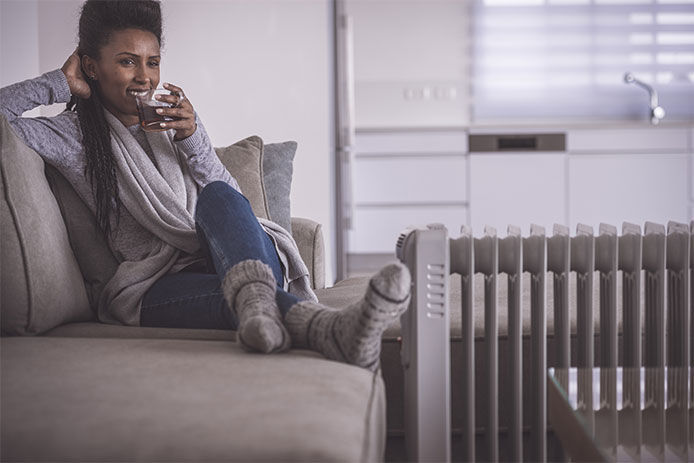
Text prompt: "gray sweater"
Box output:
[[0, 69, 240, 266]]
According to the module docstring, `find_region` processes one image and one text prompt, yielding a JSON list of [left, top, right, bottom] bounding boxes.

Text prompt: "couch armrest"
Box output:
[[291, 217, 325, 290]]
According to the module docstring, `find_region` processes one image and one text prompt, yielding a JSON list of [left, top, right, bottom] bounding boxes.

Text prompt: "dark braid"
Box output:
[[67, 0, 162, 237]]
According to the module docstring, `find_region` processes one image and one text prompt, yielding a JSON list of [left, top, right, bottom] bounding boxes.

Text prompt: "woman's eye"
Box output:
[[149, 61, 160, 67], [120, 58, 134, 66]]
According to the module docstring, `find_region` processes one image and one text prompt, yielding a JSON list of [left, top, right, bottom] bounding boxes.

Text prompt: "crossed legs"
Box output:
[[142, 181, 411, 371]]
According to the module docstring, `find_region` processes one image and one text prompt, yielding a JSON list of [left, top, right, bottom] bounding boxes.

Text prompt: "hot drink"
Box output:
[[137, 101, 173, 132], [134, 88, 183, 132]]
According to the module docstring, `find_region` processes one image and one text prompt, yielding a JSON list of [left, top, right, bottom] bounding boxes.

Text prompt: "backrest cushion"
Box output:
[[44, 165, 119, 311], [0, 115, 93, 335], [263, 141, 296, 234], [214, 136, 270, 220]]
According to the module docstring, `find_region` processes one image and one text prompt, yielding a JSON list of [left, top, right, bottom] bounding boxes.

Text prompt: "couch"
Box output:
[[0, 114, 385, 462], [1, 110, 612, 462]]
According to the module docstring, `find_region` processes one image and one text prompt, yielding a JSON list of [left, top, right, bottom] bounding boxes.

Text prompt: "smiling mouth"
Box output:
[[126, 89, 150, 97]]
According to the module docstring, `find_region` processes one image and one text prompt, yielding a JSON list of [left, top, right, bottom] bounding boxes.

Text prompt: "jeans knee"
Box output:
[[200, 180, 234, 199], [196, 181, 249, 221]]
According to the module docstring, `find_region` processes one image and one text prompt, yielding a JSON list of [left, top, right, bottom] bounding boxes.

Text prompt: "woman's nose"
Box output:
[[134, 66, 150, 84]]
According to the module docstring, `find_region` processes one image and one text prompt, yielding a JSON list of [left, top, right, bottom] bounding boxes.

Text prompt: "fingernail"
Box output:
[[156, 108, 163, 114], [160, 123, 166, 127]]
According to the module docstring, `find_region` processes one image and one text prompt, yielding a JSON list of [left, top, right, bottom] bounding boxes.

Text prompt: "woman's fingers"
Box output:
[[154, 106, 187, 118], [61, 49, 91, 99], [162, 81, 183, 94], [157, 82, 196, 140]]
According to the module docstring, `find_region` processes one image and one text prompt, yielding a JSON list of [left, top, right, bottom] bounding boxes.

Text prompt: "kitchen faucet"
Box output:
[[624, 72, 665, 125]]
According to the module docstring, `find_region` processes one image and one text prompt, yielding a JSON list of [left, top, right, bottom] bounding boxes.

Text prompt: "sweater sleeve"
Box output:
[[174, 114, 241, 193], [0, 69, 84, 167]]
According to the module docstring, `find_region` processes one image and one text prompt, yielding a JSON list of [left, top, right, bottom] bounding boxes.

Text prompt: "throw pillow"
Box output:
[[0, 115, 93, 335], [262, 141, 296, 234], [214, 136, 270, 220], [44, 165, 119, 311]]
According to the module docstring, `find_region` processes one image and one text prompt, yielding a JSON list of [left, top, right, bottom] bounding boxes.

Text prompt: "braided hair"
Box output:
[[67, 0, 162, 238]]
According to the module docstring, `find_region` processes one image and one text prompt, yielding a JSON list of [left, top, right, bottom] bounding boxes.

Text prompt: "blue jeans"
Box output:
[[140, 181, 301, 329]]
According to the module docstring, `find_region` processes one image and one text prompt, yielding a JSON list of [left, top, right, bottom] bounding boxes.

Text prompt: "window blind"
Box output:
[[472, 0, 694, 122]]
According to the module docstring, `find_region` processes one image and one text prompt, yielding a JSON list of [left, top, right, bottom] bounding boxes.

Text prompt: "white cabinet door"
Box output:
[[469, 153, 566, 236], [354, 156, 467, 204], [349, 206, 468, 253], [568, 153, 690, 229]]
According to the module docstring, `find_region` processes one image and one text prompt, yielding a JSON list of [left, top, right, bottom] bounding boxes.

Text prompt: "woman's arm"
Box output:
[[157, 82, 241, 192], [0, 70, 71, 119], [175, 114, 241, 192], [0, 69, 84, 167]]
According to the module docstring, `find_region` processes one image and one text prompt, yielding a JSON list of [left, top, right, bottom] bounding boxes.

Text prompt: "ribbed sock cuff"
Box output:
[[222, 259, 276, 313]]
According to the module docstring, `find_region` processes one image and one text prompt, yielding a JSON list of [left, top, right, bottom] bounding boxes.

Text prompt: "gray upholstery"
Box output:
[[0, 115, 92, 335], [44, 322, 237, 341], [263, 141, 296, 234], [1, 336, 385, 462], [214, 135, 270, 220], [1, 117, 381, 461], [291, 217, 326, 290], [45, 164, 119, 311]]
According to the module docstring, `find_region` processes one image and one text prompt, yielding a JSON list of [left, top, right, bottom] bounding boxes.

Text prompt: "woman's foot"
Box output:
[[284, 262, 411, 371], [222, 260, 290, 353]]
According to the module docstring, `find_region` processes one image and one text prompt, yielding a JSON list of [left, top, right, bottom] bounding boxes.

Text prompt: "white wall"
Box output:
[[1, 0, 41, 117], [0, 0, 336, 283]]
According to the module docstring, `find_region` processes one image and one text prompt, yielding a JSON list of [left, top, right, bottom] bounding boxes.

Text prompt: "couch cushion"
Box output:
[[44, 321, 236, 342], [0, 115, 92, 335], [1, 337, 385, 462], [44, 165, 119, 310], [263, 141, 296, 234], [214, 135, 270, 220]]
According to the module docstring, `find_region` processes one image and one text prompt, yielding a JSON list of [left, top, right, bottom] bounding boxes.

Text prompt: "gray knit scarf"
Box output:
[[97, 111, 199, 325]]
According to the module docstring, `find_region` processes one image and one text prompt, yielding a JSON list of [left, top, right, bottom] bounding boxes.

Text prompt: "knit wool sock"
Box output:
[[222, 260, 290, 354], [284, 262, 411, 371]]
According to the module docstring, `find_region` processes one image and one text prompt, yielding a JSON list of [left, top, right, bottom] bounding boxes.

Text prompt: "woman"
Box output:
[[0, 0, 410, 371]]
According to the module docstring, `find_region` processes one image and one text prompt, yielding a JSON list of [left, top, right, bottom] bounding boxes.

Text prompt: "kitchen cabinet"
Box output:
[[567, 127, 689, 153], [349, 205, 467, 254], [347, 129, 468, 256], [354, 156, 467, 204], [568, 153, 690, 229], [469, 152, 566, 236]]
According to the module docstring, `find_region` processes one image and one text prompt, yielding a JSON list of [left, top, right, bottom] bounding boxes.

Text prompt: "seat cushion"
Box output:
[[0, 115, 92, 335], [1, 337, 386, 462], [44, 321, 237, 342]]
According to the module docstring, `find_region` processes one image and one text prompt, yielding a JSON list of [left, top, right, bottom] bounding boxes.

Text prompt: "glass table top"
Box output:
[[548, 367, 692, 463]]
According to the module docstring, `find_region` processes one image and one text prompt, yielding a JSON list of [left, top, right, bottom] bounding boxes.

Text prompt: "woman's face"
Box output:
[[83, 28, 161, 127]]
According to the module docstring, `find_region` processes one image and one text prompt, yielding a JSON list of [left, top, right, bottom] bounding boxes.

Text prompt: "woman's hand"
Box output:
[[61, 50, 91, 99], [155, 82, 197, 141]]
